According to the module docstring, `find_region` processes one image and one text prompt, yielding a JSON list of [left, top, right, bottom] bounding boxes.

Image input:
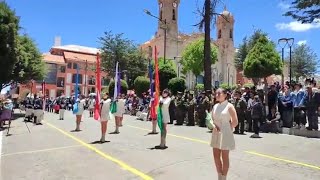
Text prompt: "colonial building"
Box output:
[[18, 38, 109, 99], [141, 0, 236, 88]]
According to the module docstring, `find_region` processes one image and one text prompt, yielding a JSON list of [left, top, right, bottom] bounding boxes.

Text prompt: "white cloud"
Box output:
[[275, 20, 320, 32], [278, 2, 290, 10], [297, 40, 307, 45]]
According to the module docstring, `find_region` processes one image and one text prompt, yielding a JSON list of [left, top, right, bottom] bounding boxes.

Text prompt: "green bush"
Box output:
[[243, 83, 254, 88], [219, 83, 237, 90], [195, 84, 204, 91], [108, 79, 128, 97], [158, 63, 177, 91], [168, 77, 186, 95], [134, 76, 150, 97]]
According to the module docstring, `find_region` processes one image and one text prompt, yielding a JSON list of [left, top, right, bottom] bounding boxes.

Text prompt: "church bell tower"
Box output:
[[157, 0, 179, 38]]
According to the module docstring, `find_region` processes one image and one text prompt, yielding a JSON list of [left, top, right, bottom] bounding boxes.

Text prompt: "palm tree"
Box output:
[[197, 0, 223, 90]]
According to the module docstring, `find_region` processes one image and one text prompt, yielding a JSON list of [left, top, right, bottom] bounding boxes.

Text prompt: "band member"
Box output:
[[155, 89, 171, 149], [100, 94, 111, 143], [33, 94, 44, 125], [88, 95, 95, 117], [74, 95, 86, 131]]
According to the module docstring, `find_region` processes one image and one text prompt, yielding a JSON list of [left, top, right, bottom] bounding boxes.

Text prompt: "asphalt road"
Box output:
[[1, 110, 320, 180]]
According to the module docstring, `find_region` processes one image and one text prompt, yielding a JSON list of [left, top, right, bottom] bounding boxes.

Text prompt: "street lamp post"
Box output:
[[278, 38, 288, 86], [278, 38, 294, 85], [144, 9, 167, 64]]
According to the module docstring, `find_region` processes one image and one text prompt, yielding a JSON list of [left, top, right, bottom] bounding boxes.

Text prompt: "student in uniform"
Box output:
[[99, 94, 111, 143], [74, 95, 86, 131], [33, 94, 44, 125]]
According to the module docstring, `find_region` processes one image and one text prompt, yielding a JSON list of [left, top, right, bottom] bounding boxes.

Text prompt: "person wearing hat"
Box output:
[[303, 85, 320, 131], [186, 91, 196, 126], [155, 89, 171, 149], [99, 93, 111, 143], [174, 91, 186, 125], [197, 91, 209, 127]]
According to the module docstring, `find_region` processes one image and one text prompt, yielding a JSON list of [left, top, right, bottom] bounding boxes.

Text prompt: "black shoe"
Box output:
[[155, 145, 168, 149], [36, 123, 43, 125]]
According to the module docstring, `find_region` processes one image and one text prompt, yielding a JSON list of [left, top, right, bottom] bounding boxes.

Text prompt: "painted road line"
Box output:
[[1, 145, 82, 157], [127, 125, 320, 171], [127, 125, 210, 144], [245, 151, 320, 170], [45, 122, 153, 180]]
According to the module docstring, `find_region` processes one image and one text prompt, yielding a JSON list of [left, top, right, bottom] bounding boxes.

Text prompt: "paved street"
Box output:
[[1, 110, 320, 180]]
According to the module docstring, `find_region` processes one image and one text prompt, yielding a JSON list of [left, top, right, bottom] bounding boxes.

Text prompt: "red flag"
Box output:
[[94, 53, 101, 120], [150, 46, 160, 119], [42, 80, 46, 111]]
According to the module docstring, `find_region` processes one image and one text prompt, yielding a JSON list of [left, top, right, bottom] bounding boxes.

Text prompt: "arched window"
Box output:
[[230, 29, 233, 39], [218, 29, 222, 39], [160, 10, 163, 20], [172, 9, 176, 20]]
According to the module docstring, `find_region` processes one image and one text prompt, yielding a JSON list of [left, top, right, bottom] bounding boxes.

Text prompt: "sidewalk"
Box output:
[[281, 118, 320, 138]]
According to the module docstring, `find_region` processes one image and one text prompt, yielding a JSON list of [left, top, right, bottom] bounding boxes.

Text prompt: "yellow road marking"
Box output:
[[45, 122, 153, 180], [127, 125, 320, 171], [245, 151, 320, 170], [127, 125, 209, 144], [1, 145, 82, 157]]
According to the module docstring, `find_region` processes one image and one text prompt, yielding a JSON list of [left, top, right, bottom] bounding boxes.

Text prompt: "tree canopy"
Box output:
[[158, 63, 177, 91], [134, 76, 150, 97], [168, 77, 186, 95], [0, 2, 19, 89], [99, 31, 147, 88], [291, 44, 318, 80], [285, 0, 320, 23], [181, 39, 218, 76], [235, 30, 268, 71], [243, 35, 282, 78]]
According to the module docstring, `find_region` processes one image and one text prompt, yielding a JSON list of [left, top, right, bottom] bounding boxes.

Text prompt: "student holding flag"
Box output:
[[155, 89, 171, 149]]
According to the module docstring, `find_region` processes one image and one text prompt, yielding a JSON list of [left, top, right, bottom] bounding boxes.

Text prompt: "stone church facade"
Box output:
[[141, 0, 236, 89]]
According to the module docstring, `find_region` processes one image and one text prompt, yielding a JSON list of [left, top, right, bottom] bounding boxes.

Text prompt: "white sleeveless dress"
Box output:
[[210, 100, 235, 150], [100, 99, 111, 121]]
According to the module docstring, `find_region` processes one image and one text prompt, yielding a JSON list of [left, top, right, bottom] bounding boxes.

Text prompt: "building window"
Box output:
[[72, 74, 83, 84], [218, 29, 222, 39], [60, 66, 66, 73], [67, 62, 72, 69], [230, 29, 233, 39], [160, 10, 163, 20], [88, 87, 96, 94], [57, 77, 65, 87], [172, 9, 176, 21], [88, 76, 96, 85], [73, 63, 78, 69]]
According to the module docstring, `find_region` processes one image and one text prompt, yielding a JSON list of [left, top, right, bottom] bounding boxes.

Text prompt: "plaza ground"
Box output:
[[1, 110, 320, 180]]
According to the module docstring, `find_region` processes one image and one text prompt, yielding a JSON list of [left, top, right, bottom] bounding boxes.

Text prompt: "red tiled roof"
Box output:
[[63, 51, 97, 63], [43, 53, 66, 65]]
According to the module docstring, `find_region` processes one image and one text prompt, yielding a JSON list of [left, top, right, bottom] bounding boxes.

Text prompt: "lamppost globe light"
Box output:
[[143, 9, 151, 15], [287, 38, 295, 47]]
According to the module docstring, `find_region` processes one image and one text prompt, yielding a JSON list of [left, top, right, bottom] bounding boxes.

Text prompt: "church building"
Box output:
[[141, 0, 236, 89]]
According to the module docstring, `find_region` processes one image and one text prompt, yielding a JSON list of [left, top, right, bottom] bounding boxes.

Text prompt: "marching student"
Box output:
[[100, 94, 111, 143], [211, 88, 238, 180], [155, 89, 171, 149], [58, 96, 67, 120], [74, 95, 86, 131]]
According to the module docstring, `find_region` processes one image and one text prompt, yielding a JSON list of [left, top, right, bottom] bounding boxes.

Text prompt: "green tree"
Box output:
[[285, 0, 320, 23], [168, 77, 186, 95], [12, 35, 45, 83], [99, 31, 147, 87], [181, 39, 218, 76], [0, 2, 19, 90], [235, 38, 248, 71], [244, 35, 282, 109], [291, 44, 318, 81], [108, 79, 128, 97], [158, 63, 177, 91], [134, 76, 150, 97]]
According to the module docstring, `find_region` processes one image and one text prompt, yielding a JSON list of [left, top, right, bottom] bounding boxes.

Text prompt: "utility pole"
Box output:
[[85, 60, 88, 96], [163, 19, 167, 64]]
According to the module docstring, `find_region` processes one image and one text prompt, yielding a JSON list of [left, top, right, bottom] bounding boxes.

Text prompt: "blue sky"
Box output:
[[5, 0, 320, 58]]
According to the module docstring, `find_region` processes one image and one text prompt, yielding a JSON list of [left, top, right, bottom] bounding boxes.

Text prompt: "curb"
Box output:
[[281, 127, 320, 138]]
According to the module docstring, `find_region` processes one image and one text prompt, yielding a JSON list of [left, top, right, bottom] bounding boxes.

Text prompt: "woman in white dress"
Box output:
[[100, 94, 111, 143], [155, 89, 171, 149], [74, 95, 86, 131], [211, 88, 238, 180], [112, 94, 126, 134]]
